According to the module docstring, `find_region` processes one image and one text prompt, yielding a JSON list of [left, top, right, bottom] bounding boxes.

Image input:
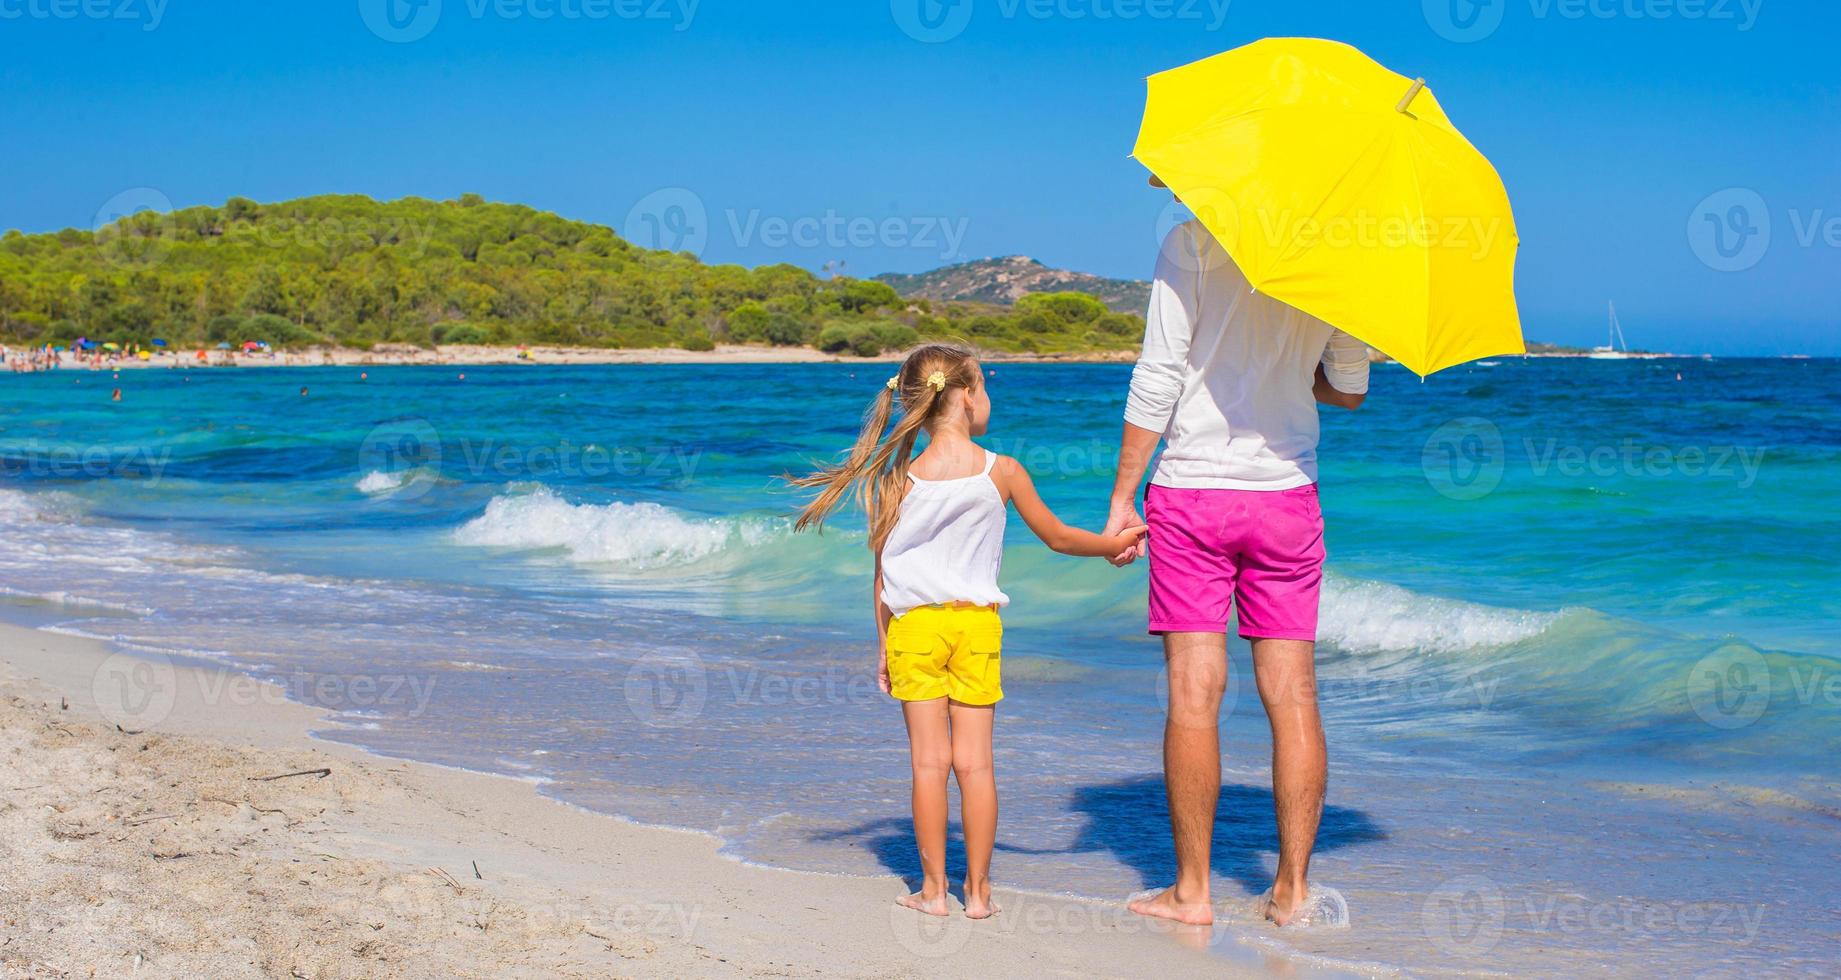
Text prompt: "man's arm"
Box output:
[[1315, 329, 1370, 411], [1106, 223, 1200, 565], [1105, 422, 1162, 565]]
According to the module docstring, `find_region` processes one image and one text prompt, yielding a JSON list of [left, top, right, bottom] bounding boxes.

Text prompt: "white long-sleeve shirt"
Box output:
[[1125, 220, 1370, 490]]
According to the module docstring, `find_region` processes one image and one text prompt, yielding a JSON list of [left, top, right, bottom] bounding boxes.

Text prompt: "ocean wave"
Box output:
[[1318, 575, 1557, 655], [452, 487, 776, 570], [355, 470, 407, 494], [355, 467, 442, 495], [0, 587, 154, 617], [0, 487, 77, 521]]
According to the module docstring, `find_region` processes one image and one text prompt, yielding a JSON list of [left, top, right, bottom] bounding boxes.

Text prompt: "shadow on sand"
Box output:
[[813, 774, 1385, 900]]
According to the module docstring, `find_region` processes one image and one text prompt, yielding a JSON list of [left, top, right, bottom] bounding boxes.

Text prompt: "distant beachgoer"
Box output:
[[791, 343, 1146, 920], [111, 388, 121, 402], [300, 387, 310, 397]]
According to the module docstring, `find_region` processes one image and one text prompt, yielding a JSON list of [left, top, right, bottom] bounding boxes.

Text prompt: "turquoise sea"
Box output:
[[1, 358, 1836, 974]]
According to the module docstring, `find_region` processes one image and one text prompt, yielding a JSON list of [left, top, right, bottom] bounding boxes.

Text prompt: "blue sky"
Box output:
[[2, 0, 1834, 354]]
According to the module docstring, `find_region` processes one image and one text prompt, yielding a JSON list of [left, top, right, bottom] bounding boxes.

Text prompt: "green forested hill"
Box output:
[[0, 194, 1141, 356]]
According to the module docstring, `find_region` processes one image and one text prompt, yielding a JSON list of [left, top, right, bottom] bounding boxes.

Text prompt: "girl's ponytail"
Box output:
[[789, 343, 978, 551]]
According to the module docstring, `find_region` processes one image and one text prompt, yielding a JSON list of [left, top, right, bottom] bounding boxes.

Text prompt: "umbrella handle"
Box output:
[[1395, 78, 1426, 114]]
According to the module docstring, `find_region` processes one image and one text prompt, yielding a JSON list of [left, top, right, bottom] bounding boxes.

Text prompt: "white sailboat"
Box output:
[[1589, 302, 1633, 359]]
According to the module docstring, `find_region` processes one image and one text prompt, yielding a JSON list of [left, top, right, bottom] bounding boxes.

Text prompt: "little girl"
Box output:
[[793, 343, 1146, 919]]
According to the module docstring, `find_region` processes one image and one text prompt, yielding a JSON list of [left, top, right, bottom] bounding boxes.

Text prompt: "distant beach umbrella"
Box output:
[[102, 342, 121, 351], [151, 338, 168, 347], [216, 342, 232, 350]]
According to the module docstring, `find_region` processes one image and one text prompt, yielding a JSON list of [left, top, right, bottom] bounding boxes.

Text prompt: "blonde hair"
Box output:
[[790, 343, 982, 551]]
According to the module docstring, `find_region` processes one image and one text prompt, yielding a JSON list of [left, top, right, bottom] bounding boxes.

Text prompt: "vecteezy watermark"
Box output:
[[623, 656, 883, 728], [1686, 645, 1771, 729], [622, 187, 971, 262], [624, 187, 709, 255], [359, 0, 698, 43], [1423, 875, 1766, 955], [1422, 875, 1507, 956], [355, 420, 705, 500], [324, 874, 701, 943], [1424, 0, 1761, 43], [889, 888, 1239, 957], [452, 440, 704, 486], [1423, 420, 1767, 501], [91, 651, 439, 731], [1149, 194, 1508, 276], [92, 649, 178, 730], [92, 187, 175, 269], [0, 445, 176, 482], [1688, 188, 1771, 272], [623, 652, 709, 728], [890, 0, 1232, 43], [1523, 439, 1764, 487], [1422, 417, 1507, 502], [727, 210, 970, 263], [220, 213, 444, 260], [358, 418, 444, 502], [0, 0, 168, 30], [1684, 645, 1841, 730], [1688, 188, 1840, 273], [1155, 652, 1239, 724]]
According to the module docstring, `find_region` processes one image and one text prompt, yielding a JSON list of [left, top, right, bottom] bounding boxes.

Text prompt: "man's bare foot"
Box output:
[[896, 890, 952, 917], [1127, 886, 1214, 925], [1259, 884, 1349, 929], [963, 879, 998, 919], [1264, 880, 1308, 926]]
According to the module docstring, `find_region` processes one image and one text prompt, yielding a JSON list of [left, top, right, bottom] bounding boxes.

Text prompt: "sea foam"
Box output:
[[453, 487, 770, 570], [1318, 575, 1556, 655], [355, 470, 406, 494]]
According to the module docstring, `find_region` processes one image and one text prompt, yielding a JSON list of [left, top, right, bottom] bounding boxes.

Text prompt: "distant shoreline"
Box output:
[[16, 343, 1140, 369], [9, 344, 1744, 372]]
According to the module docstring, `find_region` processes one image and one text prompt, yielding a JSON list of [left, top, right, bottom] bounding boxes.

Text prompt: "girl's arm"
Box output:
[[873, 552, 892, 695], [994, 455, 1148, 558]]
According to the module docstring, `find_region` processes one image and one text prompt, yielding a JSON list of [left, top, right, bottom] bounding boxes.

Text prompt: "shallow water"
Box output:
[[1, 358, 1836, 973]]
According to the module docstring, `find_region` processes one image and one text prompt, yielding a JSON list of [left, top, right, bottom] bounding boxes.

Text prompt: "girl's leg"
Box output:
[[899, 697, 953, 915], [948, 700, 997, 918]]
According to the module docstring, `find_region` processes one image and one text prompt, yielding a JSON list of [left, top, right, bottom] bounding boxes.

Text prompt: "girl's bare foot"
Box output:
[[963, 879, 998, 919], [896, 890, 952, 917]]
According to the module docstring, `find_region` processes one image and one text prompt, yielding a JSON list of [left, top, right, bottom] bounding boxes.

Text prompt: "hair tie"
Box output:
[[926, 371, 947, 392], [885, 376, 899, 391]]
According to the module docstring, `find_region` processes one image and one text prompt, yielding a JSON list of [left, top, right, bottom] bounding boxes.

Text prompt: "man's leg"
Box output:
[[1128, 631, 1227, 926], [1248, 637, 1325, 925]]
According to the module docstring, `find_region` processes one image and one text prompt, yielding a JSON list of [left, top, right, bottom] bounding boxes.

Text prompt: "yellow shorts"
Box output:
[[886, 604, 1004, 705]]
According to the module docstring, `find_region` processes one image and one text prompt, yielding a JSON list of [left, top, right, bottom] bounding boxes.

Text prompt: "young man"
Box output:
[[1104, 216, 1369, 927]]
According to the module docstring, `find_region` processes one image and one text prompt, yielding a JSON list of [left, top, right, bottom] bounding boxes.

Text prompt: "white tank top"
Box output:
[[879, 449, 1010, 617]]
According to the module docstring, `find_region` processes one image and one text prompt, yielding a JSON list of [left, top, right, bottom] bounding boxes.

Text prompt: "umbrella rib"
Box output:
[[1399, 124, 1432, 375]]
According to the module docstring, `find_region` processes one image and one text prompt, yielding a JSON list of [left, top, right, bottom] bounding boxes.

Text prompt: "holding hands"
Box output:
[[1103, 500, 1149, 567]]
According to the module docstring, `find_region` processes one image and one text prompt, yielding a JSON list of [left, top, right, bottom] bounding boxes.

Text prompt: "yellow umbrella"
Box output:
[[1133, 38, 1522, 376]]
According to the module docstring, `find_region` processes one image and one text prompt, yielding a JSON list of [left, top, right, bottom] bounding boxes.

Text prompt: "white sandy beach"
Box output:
[[0, 620, 1303, 979]]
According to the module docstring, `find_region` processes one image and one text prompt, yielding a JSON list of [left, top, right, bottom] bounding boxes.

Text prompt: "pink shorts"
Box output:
[[1144, 483, 1325, 640]]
